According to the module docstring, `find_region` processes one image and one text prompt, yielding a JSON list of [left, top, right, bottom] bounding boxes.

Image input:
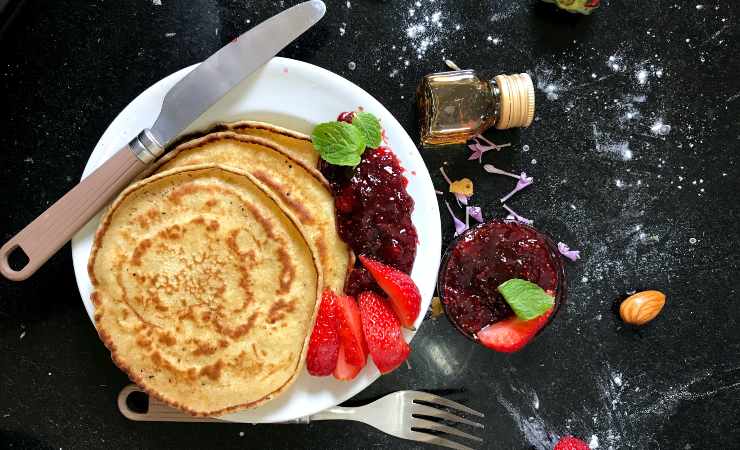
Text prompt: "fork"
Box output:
[[118, 384, 485, 449]]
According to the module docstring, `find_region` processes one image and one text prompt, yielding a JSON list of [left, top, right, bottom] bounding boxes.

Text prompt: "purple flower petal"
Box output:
[[483, 164, 522, 180], [445, 201, 468, 236], [503, 204, 533, 225], [500, 173, 534, 203], [455, 192, 469, 205], [557, 242, 581, 262], [467, 143, 486, 161], [467, 206, 483, 223], [467, 137, 511, 163], [439, 166, 453, 185]]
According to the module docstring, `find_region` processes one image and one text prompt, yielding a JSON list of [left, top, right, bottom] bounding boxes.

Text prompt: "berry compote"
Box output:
[[438, 220, 565, 341], [320, 116, 418, 296]]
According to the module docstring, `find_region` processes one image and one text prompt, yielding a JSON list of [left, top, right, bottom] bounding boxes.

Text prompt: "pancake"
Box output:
[[225, 120, 319, 169], [152, 131, 351, 294], [89, 165, 321, 416]]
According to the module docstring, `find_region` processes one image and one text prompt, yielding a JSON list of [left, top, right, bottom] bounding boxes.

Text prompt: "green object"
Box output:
[[497, 278, 554, 321], [352, 112, 382, 149], [311, 121, 366, 166], [542, 0, 600, 15]]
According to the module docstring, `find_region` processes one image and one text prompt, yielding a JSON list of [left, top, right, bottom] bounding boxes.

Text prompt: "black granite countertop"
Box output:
[[1, 1, 739, 449]]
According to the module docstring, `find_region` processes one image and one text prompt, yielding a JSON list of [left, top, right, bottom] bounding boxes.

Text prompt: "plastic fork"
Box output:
[[119, 385, 485, 449]]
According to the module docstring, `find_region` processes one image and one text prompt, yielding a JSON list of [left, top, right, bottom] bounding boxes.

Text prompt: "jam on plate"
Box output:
[[320, 116, 418, 296]]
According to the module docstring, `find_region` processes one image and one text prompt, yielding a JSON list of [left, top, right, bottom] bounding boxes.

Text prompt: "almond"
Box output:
[[619, 290, 666, 325]]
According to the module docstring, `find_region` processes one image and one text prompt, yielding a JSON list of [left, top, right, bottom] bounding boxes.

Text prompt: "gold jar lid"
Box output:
[[494, 73, 535, 130]]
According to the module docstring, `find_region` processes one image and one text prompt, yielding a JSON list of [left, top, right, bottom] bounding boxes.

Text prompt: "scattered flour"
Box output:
[[588, 435, 600, 448], [650, 119, 672, 136], [403, 2, 448, 59], [592, 125, 633, 161]]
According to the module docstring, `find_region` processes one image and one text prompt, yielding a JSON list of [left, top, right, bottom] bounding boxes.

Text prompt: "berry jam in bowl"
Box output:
[[438, 220, 566, 351]]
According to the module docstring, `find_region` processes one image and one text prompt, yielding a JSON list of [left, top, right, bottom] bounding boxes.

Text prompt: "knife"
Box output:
[[0, 0, 326, 281]]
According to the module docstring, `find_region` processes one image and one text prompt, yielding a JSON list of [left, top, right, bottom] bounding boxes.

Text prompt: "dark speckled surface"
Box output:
[[1, 1, 739, 449]]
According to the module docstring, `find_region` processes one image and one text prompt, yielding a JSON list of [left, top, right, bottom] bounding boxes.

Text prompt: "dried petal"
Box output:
[[503, 204, 533, 225], [500, 172, 534, 203], [557, 242, 581, 261], [445, 201, 468, 236], [450, 178, 474, 196], [439, 166, 453, 185], [467, 206, 483, 223], [483, 164, 522, 180], [455, 192, 469, 205], [467, 136, 510, 163]]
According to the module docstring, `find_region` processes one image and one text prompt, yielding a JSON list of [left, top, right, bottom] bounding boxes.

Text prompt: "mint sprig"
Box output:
[[311, 121, 365, 166], [311, 112, 382, 166], [352, 112, 382, 149], [497, 278, 554, 321]]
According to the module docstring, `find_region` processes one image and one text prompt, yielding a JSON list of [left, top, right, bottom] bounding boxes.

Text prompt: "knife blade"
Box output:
[[0, 0, 326, 281]]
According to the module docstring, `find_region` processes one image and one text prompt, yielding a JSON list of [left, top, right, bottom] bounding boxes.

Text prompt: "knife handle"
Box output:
[[0, 131, 160, 281]]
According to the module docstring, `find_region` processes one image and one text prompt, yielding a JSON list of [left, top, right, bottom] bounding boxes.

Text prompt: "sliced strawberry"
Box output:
[[358, 255, 421, 329], [358, 291, 411, 374], [306, 290, 340, 376], [333, 344, 363, 381], [476, 308, 553, 353], [335, 295, 367, 367], [554, 436, 590, 450]]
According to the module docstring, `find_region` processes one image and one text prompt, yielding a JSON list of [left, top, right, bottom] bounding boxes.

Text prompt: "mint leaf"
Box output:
[[311, 121, 366, 166], [497, 278, 554, 321], [352, 112, 382, 149]]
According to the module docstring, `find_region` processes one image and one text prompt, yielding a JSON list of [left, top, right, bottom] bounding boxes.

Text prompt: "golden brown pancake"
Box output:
[[152, 131, 351, 294], [219, 120, 319, 169], [89, 165, 320, 416]]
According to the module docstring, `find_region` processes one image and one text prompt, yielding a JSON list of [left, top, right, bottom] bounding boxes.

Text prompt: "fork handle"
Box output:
[[118, 384, 318, 424]]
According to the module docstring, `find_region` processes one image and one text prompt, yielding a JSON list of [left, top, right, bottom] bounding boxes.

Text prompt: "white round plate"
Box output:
[[71, 57, 441, 423]]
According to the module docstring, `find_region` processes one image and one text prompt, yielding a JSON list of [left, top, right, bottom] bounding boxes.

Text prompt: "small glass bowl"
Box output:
[[436, 219, 567, 346]]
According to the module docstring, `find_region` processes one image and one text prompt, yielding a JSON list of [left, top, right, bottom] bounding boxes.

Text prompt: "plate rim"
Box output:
[[71, 56, 442, 422]]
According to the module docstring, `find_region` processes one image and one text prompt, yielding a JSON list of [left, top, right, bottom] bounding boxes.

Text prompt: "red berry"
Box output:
[[358, 291, 411, 374], [335, 295, 367, 369], [554, 436, 590, 450], [476, 308, 553, 353], [306, 290, 340, 376], [359, 255, 421, 329], [337, 111, 355, 123], [333, 344, 363, 381]]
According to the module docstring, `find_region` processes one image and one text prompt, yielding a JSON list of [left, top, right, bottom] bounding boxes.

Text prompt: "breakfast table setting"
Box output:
[[1, 0, 738, 449]]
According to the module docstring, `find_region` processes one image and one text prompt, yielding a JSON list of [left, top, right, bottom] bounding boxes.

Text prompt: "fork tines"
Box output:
[[406, 391, 484, 450]]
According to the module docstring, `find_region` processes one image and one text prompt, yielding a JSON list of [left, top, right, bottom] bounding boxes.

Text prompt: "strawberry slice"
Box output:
[[335, 295, 368, 367], [306, 290, 340, 376], [476, 308, 553, 353], [358, 255, 421, 329], [333, 344, 363, 381], [358, 291, 411, 374]]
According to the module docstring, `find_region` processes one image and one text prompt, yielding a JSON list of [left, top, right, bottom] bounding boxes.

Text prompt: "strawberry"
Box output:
[[333, 344, 363, 381], [358, 255, 421, 329], [477, 308, 553, 353], [306, 290, 340, 376], [554, 436, 590, 450], [335, 295, 368, 367], [358, 291, 411, 374]]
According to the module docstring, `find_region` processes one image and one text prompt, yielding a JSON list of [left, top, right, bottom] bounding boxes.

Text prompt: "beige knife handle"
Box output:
[[0, 137, 154, 281], [118, 384, 225, 422]]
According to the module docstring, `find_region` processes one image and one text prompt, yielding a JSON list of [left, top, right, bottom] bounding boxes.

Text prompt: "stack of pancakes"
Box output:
[[88, 122, 351, 416]]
